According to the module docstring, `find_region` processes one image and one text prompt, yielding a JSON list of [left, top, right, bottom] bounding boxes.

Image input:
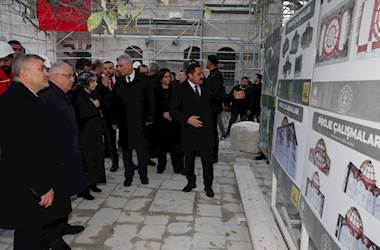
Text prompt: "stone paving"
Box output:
[[0, 138, 273, 250]]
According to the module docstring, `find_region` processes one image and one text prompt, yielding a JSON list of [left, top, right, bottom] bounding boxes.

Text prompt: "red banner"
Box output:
[[37, 0, 91, 32]]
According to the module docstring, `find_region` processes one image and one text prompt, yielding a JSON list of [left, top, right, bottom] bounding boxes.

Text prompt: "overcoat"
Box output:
[[72, 88, 104, 158], [204, 68, 225, 114], [39, 82, 87, 195], [153, 84, 180, 152], [0, 81, 71, 229], [112, 72, 155, 150]]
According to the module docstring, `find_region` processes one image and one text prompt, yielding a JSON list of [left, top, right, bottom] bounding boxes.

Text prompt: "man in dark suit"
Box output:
[[0, 55, 72, 249], [225, 77, 250, 137], [204, 55, 226, 163], [112, 54, 155, 187], [170, 63, 215, 197], [39, 62, 87, 247], [98, 61, 119, 172], [247, 73, 263, 122]]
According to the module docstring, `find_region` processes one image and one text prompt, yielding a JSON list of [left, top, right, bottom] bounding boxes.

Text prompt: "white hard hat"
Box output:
[[39, 54, 51, 68], [133, 61, 141, 69], [0, 41, 14, 58]]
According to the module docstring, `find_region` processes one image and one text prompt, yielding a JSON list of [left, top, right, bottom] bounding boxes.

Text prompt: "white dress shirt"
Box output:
[[126, 70, 136, 83], [188, 80, 201, 96], [26, 86, 38, 97]]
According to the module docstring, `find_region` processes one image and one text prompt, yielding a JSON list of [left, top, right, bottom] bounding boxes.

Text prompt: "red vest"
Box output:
[[0, 69, 12, 96]]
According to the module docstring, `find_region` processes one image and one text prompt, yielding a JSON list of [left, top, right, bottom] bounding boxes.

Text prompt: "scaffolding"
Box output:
[[0, 0, 56, 61], [0, 0, 295, 88], [52, 0, 284, 88]]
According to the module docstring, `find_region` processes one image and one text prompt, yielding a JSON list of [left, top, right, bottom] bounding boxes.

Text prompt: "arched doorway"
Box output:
[[217, 47, 236, 87], [184, 46, 200, 60], [125, 46, 143, 63]]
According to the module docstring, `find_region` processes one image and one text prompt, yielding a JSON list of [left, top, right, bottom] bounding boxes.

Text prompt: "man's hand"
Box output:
[[39, 188, 54, 208], [163, 112, 172, 121], [233, 90, 245, 99], [90, 98, 101, 108], [247, 110, 251, 116], [112, 124, 118, 130], [187, 115, 203, 128]]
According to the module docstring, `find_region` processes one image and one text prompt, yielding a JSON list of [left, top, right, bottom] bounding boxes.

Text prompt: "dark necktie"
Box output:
[[194, 85, 200, 96], [127, 76, 131, 83], [109, 79, 114, 90]]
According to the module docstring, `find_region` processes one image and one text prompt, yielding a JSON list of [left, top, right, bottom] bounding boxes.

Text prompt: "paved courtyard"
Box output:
[[0, 138, 273, 250]]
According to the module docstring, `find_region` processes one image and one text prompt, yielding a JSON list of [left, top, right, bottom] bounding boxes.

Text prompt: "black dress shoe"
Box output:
[[173, 168, 183, 174], [147, 159, 156, 166], [89, 185, 102, 193], [62, 224, 85, 236], [110, 164, 119, 172], [124, 178, 132, 187], [182, 183, 196, 192], [157, 165, 165, 174], [205, 187, 215, 197], [140, 177, 149, 185], [255, 153, 267, 160], [49, 237, 71, 250], [78, 190, 94, 200]]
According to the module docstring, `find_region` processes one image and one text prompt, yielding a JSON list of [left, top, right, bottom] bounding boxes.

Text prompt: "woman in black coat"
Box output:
[[72, 72, 105, 198], [153, 68, 184, 173]]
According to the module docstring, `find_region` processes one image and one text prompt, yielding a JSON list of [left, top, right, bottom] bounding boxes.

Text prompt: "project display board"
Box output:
[[272, 0, 319, 208], [298, 0, 380, 249], [259, 28, 281, 159]]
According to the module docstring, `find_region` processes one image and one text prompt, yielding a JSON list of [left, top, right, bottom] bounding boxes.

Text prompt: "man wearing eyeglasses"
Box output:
[[39, 62, 87, 249]]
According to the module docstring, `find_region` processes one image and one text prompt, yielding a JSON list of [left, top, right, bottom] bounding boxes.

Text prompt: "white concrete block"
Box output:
[[230, 122, 260, 154]]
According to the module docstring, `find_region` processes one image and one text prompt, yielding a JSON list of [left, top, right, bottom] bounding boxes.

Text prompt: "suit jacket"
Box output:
[[112, 71, 155, 150], [96, 77, 114, 122], [169, 81, 214, 151], [204, 68, 226, 114], [39, 82, 87, 195], [0, 81, 71, 229], [248, 82, 262, 116], [227, 85, 249, 113]]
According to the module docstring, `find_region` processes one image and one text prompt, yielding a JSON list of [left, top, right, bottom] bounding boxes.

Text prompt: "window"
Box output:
[[125, 46, 143, 62], [217, 47, 236, 85], [184, 46, 200, 60]]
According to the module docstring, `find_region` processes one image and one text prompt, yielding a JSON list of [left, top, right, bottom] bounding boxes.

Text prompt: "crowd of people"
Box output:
[[0, 40, 262, 249]]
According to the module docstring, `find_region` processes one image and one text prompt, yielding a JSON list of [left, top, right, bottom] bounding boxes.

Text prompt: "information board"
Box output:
[[298, 0, 380, 249]]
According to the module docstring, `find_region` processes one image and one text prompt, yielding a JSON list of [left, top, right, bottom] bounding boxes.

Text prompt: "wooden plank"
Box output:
[[234, 164, 288, 250]]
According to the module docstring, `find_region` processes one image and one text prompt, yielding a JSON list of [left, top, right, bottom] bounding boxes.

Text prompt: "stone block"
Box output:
[[230, 121, 260, 154]]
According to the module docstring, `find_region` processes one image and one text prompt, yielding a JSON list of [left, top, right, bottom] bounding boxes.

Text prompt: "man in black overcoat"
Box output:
[[39, 62, 87, 246], [112, 54, 155, 187], [247, 73, 263, 122], [204, 55, 226, 163], [0, 55, 71, 249], [170, 63, 215, 197]]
